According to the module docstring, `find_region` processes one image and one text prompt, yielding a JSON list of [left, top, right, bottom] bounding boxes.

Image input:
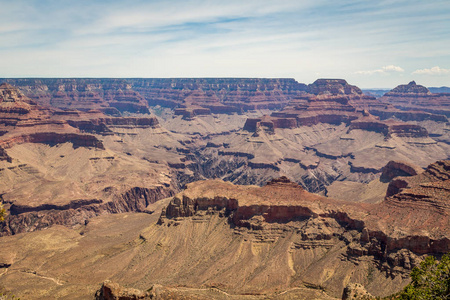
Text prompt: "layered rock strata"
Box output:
[[159, 165, 450, 296], [0, 83, 105, 150], [2, 78, 309, 116], [380, 81, 450, 117], [0, 79, 150, 115], [0, 83, 179, 236], [1, 185, 173, 236]]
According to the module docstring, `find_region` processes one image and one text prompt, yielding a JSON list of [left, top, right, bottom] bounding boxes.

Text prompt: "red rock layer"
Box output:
[[160, 162, 450, 260], [349, 117, 429, 138], [380, 81, 450, 117], [1, 79, 150, 115], [2, 78, 308, 115], [0, 84, 108, 149], [385, 160, 450, 212], [1, 186, 174, 236], [244, 79, 432, 136]]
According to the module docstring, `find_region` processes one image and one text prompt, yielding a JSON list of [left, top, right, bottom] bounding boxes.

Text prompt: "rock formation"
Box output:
[[0, 83, 105, 150], [380, 81, 450, 117], [0, 79, 150, 115], [342, 283, 374, 300], [385, 81, 431, 95], [0, 159, 448, 299], [0, 77, 448, 299], [0, 83, 179, 236], [381, 160, 424, 182], [157, 164, 450, 297], [95, 280, 155, 299]]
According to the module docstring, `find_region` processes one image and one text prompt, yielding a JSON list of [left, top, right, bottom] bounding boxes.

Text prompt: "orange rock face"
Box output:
[[161, 162, 450, 261]]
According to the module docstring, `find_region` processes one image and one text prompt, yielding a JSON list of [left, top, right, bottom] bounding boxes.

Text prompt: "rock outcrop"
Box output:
[[385, 81, 431, 95], [2, 78, 309, 116], [95, 281, 156, 300], [342, 283, 374, 300], [160, 166, 450, 277], [381, 160, 423, 182], [385, 160, 450, 211], [380, 81, 450, 117], [0, 79, 150, 115], [1, 185, 174, 236]]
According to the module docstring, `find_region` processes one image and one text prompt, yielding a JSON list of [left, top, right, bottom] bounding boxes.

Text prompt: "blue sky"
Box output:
[[1, 0, 449, 88]]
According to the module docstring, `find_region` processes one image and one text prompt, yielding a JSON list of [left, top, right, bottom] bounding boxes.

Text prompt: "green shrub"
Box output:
[[396, 253, 450, 299]]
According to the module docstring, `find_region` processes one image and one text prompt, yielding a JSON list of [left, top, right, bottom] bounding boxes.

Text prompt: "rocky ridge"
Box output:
[[193, 80, 448, 192], [0, 83, 177, 236], [2, 78, 309, 116], [0, 83, 105, 151], [0, 160, 448, 299], [157, 162, 450, 297], [380, 81, 450, 117], [0, 79, 150, 115]]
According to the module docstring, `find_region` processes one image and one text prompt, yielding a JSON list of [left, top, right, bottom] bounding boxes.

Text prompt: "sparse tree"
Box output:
[[396, 253, 450, 299]]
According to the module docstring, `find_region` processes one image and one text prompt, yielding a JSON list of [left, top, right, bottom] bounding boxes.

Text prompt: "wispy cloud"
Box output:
[[412, 66, 450, 75], [355, 65, 405, 75]]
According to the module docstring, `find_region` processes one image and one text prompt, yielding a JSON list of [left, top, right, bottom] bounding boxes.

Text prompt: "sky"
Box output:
[[1, 0, 450, 88]]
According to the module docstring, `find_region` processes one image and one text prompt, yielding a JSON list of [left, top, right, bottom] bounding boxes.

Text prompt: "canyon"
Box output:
[[0, 78, 448, 299]]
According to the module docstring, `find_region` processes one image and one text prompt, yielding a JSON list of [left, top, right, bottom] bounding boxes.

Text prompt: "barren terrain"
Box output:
[[0, 78, 448, 299]]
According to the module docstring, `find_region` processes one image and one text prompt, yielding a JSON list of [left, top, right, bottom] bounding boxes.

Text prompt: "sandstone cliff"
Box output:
[[380, 81, 450, 117], [0, 160, 448, 299], [156, 164, 449, 297]]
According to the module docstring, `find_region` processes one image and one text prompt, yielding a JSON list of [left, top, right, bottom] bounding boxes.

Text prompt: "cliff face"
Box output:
[[131, 77, 308, 112], [1, 186, 173, 236], [0, 84, 179, 237], [158, 166, 450, 296], [380, 81, 450, 117], [0, 79, 150, 115], [2, 78, 309, 116], [0, 84, 105, 150]]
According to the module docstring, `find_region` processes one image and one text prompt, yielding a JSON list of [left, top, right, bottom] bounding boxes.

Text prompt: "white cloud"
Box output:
[[412, 66, 450, 75], [355, 65, 404, 75], [382, 65, 404, 72]]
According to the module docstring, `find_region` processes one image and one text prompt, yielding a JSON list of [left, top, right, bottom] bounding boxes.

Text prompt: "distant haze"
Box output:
[[1, 0, 449, 88]]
